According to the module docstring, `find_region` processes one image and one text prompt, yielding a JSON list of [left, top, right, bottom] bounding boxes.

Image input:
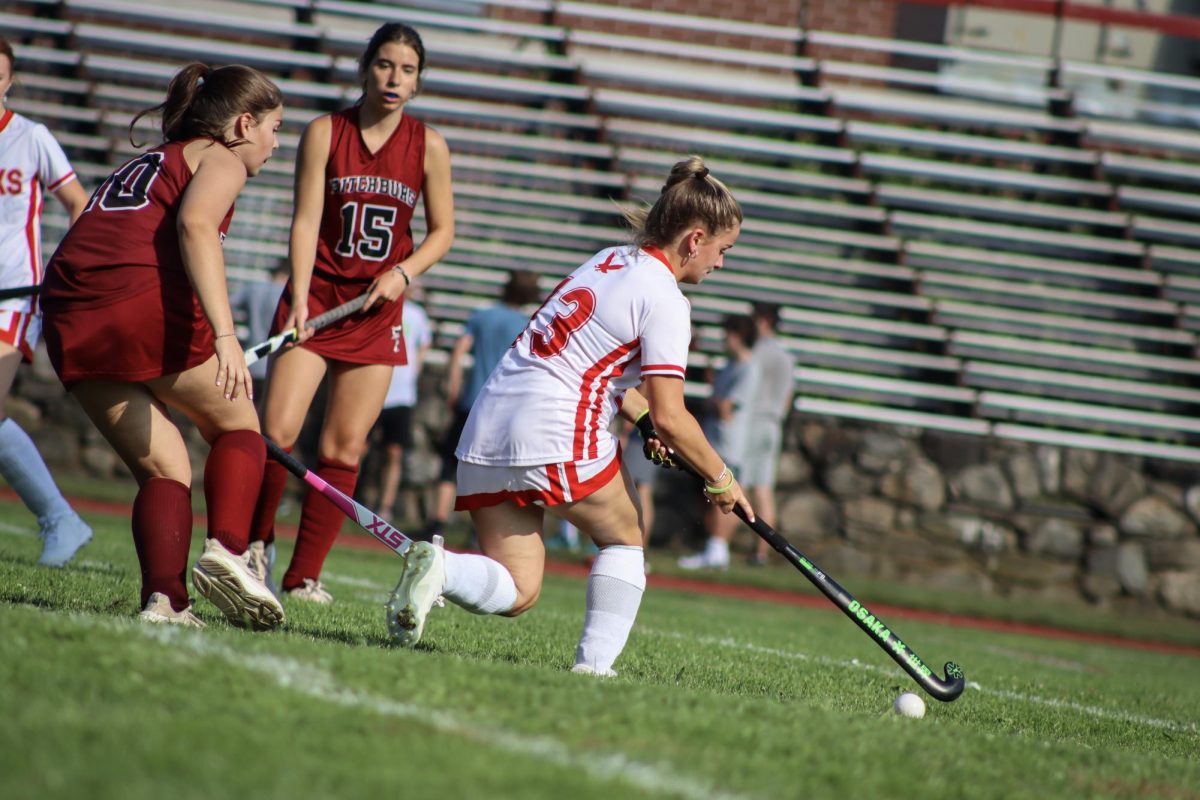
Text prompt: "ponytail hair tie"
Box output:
[[695, 166, 710, 180]]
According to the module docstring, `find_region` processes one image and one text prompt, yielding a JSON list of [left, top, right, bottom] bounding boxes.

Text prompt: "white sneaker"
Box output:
[[138, 592, 206, 628], [386, 535, 446, 647], [570, 663, 617, 678], [38, 511, 93, 567], [245, 541, 279, 598], [677, 551, 729, 571], [284, 577, 333, 604], [192, 538, 285, 631]]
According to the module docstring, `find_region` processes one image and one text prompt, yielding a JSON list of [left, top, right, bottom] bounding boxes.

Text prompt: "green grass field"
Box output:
[[2, 495, 1199, 800]]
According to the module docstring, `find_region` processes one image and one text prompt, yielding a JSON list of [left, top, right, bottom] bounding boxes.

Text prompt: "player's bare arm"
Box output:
[[53, 178, 88, 224], [178, 141, 250, 401], [642, 374, 753, 519], [287, 114, 332, 337]]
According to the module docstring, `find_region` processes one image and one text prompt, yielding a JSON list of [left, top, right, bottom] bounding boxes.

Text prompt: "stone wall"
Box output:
[[11, 349, 1200, 619]]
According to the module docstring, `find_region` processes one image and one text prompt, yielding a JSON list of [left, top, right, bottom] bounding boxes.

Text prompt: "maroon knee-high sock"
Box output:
[[132, 478, 193, 611], [282, 457, 358, 590], [250, 453, 291, 546], [203, 429, 265, 556]]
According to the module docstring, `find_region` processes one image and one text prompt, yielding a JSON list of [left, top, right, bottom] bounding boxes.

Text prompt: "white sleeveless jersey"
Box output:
[[457, 245, 691, 467], [0, 110, 77, 309]]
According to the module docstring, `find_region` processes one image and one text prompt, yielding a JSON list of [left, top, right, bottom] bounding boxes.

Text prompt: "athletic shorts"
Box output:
[[455, 446, 622, 511], [377, 405, 414, 449], [740, 419, 783, 489], [0, 308, 39, 362]]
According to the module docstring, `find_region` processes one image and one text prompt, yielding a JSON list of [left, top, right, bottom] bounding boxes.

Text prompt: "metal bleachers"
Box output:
[[8, 0, 1200, 462]]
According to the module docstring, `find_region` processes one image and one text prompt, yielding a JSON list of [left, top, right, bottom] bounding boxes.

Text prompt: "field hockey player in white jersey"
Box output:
[[387, 156, 754, 676], [0, 38, 92, 566]]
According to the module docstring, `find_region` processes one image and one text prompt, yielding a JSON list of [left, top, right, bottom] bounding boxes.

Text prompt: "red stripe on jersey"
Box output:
[[573, 339, 639, 461], [23, 178, 41, 283], [546, 463, 566, 504], [47, 171, 76, 192], [0, 109, 13, 134], [641, 363, 685, 377]]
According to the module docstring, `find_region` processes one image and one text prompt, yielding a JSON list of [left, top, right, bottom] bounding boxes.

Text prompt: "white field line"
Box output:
[[0, 520, 36, 537], [641, 627, 1199, 734], [51, 609, 757, 800]]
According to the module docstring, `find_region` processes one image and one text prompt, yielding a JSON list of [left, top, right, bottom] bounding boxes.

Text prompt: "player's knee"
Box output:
[[503, 586, 541, 617]]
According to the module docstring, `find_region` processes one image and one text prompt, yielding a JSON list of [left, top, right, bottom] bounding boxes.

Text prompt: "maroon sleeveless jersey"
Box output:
[[273, 107, 426, 365], [41, 140, 235, 384]]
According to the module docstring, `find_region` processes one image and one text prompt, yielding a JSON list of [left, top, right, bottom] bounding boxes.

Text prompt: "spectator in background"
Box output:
[[745, 302, 794, 566], [678, 314, 758, 570], [374, 281, 432, 520], [0, 37, 92, 567], [422, 269, 541, 540], [230, 260, 288, 403]]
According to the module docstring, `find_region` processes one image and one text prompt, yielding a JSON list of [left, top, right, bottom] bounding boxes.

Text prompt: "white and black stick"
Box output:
[[0, 284, 41, 301], [263, 437, 414, 557], [243, 294, 369, 367]]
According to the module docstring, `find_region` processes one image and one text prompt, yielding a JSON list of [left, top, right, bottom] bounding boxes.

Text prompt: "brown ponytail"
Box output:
[[129, 62, 283, 148], [624, 156, 742, 249]]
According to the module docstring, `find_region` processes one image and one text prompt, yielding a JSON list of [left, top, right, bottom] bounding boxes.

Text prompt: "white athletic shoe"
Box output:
[[138, 592, 206, 628], [38, 511, 93, 567], [386, 535, 446, 647], [245, 541, 279, 598], [677, 551, 729, 571], [192, 538, 285, 631], [570, 663, 618, 678], [284, 577, 333, 604]]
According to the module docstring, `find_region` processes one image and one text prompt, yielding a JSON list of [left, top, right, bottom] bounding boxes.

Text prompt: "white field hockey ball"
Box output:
[[894, 692, 926, 719]]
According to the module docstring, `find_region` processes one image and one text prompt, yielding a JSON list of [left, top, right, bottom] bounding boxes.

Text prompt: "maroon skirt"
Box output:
[[43, 283, 213, 387], [270, 273, 408, 366]]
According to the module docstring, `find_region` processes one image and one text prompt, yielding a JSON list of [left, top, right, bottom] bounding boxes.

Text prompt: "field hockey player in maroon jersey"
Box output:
[[249, 23, 454, 602], [40, 63, 286, 630]]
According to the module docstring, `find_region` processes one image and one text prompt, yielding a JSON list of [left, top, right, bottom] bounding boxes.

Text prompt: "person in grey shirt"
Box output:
[[744, 302, 794, 566]]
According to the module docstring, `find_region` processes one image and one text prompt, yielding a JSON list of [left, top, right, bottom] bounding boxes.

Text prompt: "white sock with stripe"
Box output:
[[575, 545, 646, 674], [0, 418, 72, 523], [442, 549, 518, 615]]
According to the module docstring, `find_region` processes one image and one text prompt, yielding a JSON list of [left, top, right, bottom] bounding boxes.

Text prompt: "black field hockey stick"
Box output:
[[243, 293, 369, 367], [263, 437, 415, 557], [679, 460, 966, 702], [0, 284, 41, 301]]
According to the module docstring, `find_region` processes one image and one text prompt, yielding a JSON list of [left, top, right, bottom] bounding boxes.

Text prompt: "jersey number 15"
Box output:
[[335, 201, 397, 260]]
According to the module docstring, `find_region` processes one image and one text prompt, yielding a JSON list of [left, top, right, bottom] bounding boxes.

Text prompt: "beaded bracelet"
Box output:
[[704, 466, 733, 495]]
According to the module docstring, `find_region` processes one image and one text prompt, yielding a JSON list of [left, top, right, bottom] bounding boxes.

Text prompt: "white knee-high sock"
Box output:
[[575, 545, 646, 673], [442, 549, 518, 615], [0, 418, 71, 523]]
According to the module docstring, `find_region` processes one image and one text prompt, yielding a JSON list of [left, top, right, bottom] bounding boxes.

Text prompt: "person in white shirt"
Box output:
[[374, 285, 432, 518], [745, 302, 796, 566], [386, 156, 755, 676], [0, 38, 91, 566]]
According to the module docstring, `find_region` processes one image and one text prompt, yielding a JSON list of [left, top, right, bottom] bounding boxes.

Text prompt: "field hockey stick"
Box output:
[[677, 459, 966, 702], [243, 293, 369, 367], [0, 284, 41, 301], [263, 437, 414, 557]]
